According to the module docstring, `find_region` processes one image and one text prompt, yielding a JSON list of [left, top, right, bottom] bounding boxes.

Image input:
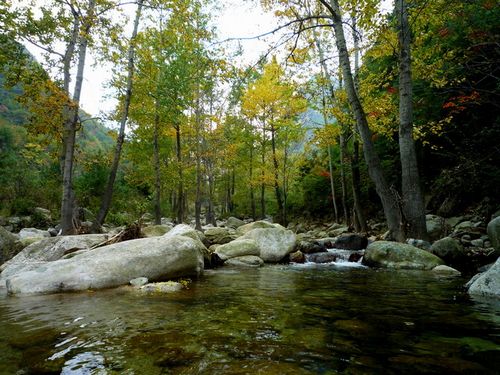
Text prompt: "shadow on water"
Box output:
[[0, 265, 499, 374]]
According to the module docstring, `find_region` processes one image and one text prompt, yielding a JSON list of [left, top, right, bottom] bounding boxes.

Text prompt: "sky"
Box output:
[[51, 0, 279, 118], [24, 0, 390, 119]]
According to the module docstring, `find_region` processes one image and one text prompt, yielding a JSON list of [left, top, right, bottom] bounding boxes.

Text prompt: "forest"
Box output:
[[0, 0, 499, 240]]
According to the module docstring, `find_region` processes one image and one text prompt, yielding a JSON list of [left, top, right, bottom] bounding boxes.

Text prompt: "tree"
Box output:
[[395, 0, 428, 240], [241, 58, 306, 224], [93, 0, 144, 231]]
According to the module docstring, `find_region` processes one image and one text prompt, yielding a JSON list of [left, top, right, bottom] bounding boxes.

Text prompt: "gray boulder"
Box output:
[[164, 224, 205, 247], [426, 214, 449, 241], [406, 238, 432, 251], [5, 235, 204, 295], [429, 237, 467, 268], [467, 257, 500, 298], [236, 220, 278, 235], [204, 227, 238, 245], [163, 224, 209, 265], [289, 250, 305, 263], [226, 217, 245, 229], [18, 228, 50, 240], [142, 224, 172, 238], [332, 233, 368, 250], [487, 216, 500, 252], [328, 226, 350, 237], [432, 265, 461, 275], [214, 239, 260, 261], [241, 227, 296, 262], [0, 234, 108, 281], [0, 227, 22, 265], [295, 240, 327, 254], [363, 241, 445, 270], [307, 252, 339, 264], [33, 207, 52, 223], [225, 255, 264, 267]]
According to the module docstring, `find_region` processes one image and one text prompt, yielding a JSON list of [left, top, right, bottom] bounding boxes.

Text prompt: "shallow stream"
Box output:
[[1, 264, 499, 374]]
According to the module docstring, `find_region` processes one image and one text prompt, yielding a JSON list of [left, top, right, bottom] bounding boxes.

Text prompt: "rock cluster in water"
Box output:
[[0, 211, 499, 299]]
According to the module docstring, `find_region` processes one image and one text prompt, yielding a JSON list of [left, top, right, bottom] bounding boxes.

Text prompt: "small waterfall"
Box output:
[[304, 248, 365, 267]]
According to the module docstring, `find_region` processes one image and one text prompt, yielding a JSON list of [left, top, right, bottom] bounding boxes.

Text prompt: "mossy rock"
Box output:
[[363, 241, 445, 270]]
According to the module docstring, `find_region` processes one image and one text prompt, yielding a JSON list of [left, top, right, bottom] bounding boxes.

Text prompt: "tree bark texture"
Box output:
[[323, 0, 404, 241], [153, 99, 162, 225], [175, 124, 184, 223], [270, 124, 284, 223], [396, 0, 428, 240], [61, 0, 96, 235]]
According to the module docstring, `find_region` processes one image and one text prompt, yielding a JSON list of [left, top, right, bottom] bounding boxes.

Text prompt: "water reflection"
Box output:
[[0, 265, 499, 374]]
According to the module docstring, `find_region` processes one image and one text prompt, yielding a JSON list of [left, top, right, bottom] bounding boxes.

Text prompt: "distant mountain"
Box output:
[[0, 73, 114, 153]]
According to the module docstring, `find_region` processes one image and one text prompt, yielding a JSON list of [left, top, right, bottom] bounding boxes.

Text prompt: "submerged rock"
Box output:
[[225, 255, 264, 267], [139, 281, 183, 293], [467, 257, 500, 298], [5, 235, 204, 295], [130, 277, 149, 287], [432, 265, 461, 275], [363, 241, 444, 270]]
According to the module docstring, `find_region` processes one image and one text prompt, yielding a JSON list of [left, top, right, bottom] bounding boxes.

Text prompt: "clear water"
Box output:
[[0, 265, 499, 374]]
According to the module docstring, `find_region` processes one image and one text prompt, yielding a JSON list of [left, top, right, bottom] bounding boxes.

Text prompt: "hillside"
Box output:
[[0, 73, 114, 153]]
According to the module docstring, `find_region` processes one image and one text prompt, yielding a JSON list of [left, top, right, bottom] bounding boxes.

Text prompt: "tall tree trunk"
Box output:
[[396, 0, 428, 240], [175, 123, 184, 223], [153, 99, 162, 225], [61, 0, 96, 235], [339, 132, 349, 224], [327, 145, 339, 222], [322, 0, 404, 241], [194, 94, 202, 230], [206, 161, 217, 226], [249, 143, 256, 219], [93, 0, 143, 230], [282, 142, 289, 227], [350, 12, 368, 232], [315, 34, 339, 222], [270, 124, 284, 223], [260, 129, 266, 219]]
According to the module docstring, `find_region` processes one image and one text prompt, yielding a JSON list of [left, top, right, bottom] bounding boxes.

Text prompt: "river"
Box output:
[[0, 264, 499, 374]]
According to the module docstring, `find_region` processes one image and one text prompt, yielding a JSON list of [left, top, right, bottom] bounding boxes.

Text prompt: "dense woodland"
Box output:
[[0, 0, 498, 240]]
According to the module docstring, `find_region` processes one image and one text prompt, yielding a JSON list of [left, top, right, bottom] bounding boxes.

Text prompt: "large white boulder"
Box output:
[[5, 235, 204, 295], [467, 257, 500, 298], [241, 227, 296, 262], [215, 239, 260, 261], [0, 234, 109, 282]]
